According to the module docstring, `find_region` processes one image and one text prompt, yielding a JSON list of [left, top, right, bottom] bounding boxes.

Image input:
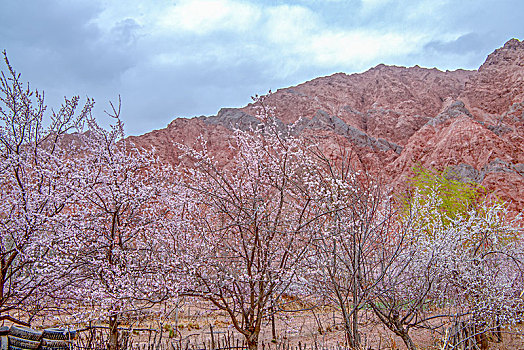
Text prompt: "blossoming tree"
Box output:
[[367, 170, 524, 350], [173, 99, 326, 350], [53, 102, 182, 349], [0, 51, 92, 320]]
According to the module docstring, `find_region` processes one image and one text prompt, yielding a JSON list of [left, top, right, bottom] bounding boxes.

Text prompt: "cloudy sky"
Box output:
[[1, 0, 523, 135]]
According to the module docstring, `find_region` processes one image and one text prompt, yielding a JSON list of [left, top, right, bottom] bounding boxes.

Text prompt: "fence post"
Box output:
[[109, 314, 120, 350], [210, 325, 215, 350], [271, 296, 276, 342]]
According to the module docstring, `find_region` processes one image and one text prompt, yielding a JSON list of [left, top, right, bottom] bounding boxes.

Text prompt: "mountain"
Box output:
[[129, 38, 524, 212]]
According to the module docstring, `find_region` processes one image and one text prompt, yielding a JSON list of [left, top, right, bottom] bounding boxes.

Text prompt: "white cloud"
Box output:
[[360, 0, 393, 9], [157, 0, 261, 35], [91, 0, 430, 74], [307, 30, 423, 67], [358, 0, 395, 16], [259, 3, 426, 74], [404, 0, 450, 22], [264, 4, 318, 44]]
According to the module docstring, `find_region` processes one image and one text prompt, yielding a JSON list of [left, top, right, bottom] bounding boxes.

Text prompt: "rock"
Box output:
[[204, 108, 262, 131], [487, 124, 513, 135], [513, 164, 524, 177], [426, 100, 473, 126], [445, 163, 483, 183]]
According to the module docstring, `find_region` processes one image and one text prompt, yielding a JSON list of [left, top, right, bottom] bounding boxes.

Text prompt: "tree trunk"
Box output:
[[398, 330, 416, 350], [352, 301, 360, 348], [245, 331, 259, 350], [108, 314, 120, 350], [475, 331, 489, 350], [351, 228, 362, 349], [493, 323, 503, 343], [0, 258, 6, 308], [343, 320, 353, 348], [270, 297, 276, 341]]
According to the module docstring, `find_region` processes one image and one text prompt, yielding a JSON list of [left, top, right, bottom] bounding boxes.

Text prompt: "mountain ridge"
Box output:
[[129, 38, 524, 211]]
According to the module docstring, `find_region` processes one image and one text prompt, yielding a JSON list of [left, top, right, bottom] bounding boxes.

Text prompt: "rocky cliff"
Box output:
[[129, 38, 524, 212]]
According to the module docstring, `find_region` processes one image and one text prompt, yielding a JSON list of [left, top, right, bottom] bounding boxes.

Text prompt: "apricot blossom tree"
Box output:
[[1, 53, 185, 338], [173, 99, 325, 350], [301, 147, 399, 349], [367, 178, 524, 350], [0, 51, 92, 320], [42, 101, 187, 350]]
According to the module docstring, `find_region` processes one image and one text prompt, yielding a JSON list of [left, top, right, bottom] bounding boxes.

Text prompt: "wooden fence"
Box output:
[[74, 326, 356, 350]]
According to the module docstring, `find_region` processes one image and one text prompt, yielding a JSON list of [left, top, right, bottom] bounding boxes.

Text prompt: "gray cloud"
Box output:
[[0, 0, 144, 128], [111, 18, 142, 47], [1, 0, 523, 136], [116, 48, 302, 135], [1, 1, 101, 48], [424, 32, 494, 55]]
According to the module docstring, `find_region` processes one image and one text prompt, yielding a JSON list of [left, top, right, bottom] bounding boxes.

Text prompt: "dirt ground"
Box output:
[[134, 298, 524, 350], [13, 298, 524, 350]]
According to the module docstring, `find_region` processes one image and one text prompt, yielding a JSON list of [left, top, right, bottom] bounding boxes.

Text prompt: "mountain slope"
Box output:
[[129, 38, 524, 211]]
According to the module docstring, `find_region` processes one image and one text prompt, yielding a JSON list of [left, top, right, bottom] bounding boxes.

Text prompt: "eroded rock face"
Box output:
[[130, 38, 524, 212]]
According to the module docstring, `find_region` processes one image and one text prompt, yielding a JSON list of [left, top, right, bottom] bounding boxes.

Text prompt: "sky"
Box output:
[[1, 0, 523, 136]]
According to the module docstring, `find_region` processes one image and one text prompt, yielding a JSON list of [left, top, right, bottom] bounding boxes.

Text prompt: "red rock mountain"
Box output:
[[129, 38, 524, 212]]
